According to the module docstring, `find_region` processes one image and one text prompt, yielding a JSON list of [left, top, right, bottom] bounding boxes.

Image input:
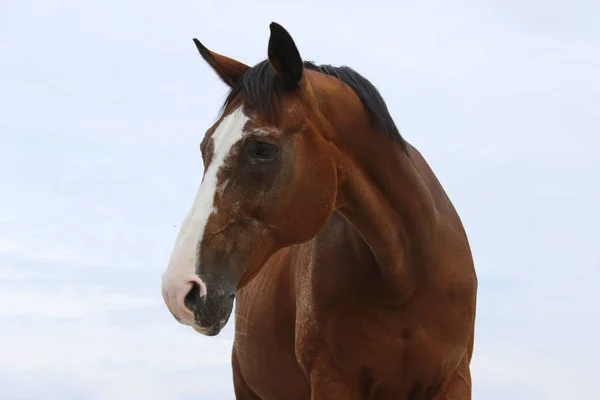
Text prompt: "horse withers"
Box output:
[[161, 22, 478, 400]]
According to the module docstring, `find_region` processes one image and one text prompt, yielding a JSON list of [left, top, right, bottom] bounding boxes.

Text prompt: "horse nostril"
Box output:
[[184, 281, 205, 313]]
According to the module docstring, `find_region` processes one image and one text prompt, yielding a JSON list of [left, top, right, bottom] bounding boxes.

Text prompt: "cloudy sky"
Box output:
[[1, 0, 598, 399]]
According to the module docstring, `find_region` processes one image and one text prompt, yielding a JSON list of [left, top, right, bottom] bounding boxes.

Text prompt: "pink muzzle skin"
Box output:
[[161, 273, 207, 326]]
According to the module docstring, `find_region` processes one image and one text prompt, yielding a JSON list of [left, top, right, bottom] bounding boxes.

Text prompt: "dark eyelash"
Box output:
[[249, 141, 278, 160]]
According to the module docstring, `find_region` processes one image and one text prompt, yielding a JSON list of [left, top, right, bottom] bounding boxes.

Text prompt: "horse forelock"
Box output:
[[220, 59, 407, 150]]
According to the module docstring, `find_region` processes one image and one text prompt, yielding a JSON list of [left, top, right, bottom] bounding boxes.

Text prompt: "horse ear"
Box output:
[[267, 22, 303, 90], [193, 38, 250, 87]]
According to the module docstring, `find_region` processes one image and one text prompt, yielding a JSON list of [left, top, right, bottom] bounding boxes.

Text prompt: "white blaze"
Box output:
[[161, 107, 249, 326]]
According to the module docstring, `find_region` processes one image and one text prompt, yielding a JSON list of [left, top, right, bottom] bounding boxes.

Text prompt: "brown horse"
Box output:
[[161, 22, 478, 400]]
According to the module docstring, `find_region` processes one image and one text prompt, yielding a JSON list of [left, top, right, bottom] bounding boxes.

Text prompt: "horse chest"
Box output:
[[291, 286, 458, 396]]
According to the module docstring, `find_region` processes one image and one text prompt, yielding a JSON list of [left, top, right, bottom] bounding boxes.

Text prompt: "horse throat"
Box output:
[[334, 141, 439, 301]]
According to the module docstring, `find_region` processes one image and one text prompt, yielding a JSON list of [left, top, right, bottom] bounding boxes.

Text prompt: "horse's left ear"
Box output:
[[268, 22, 303, 90], [193, 38, 250, 87]]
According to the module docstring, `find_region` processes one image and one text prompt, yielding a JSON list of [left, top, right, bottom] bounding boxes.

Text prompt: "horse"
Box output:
[[161, 22, 478, 399]]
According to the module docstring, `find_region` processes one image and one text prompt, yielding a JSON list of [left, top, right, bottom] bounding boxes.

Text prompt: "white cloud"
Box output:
[[0, 287, 158, 319], [0, 283, 236, 399], [0, 236, 31, 256], [472, 344, 597, 399], [0, 235, 140, 271]]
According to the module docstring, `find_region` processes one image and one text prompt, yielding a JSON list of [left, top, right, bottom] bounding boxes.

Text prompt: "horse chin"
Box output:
[[192, 300, 234, 337], [193, 325, 221, 336]]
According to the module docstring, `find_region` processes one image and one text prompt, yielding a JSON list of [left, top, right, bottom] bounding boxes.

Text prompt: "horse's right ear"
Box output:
[[193, 39, 250, 87], [267, 22, 303, 91]]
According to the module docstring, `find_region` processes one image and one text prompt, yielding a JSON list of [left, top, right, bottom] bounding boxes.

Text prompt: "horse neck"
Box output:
[[333, 130, 439, 300]]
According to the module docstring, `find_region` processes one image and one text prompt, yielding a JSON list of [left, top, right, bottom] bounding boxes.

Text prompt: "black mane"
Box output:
[[222, 60, 406, 148]]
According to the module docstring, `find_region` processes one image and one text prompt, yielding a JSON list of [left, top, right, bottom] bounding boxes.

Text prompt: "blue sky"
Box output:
[[1, 0, 599, 399]]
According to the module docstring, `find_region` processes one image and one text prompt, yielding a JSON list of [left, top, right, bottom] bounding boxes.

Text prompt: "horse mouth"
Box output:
[[192, 297, 234, 336]]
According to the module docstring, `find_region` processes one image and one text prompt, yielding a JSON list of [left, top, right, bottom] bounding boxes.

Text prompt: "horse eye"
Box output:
[[249, 141, 278, 160]]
